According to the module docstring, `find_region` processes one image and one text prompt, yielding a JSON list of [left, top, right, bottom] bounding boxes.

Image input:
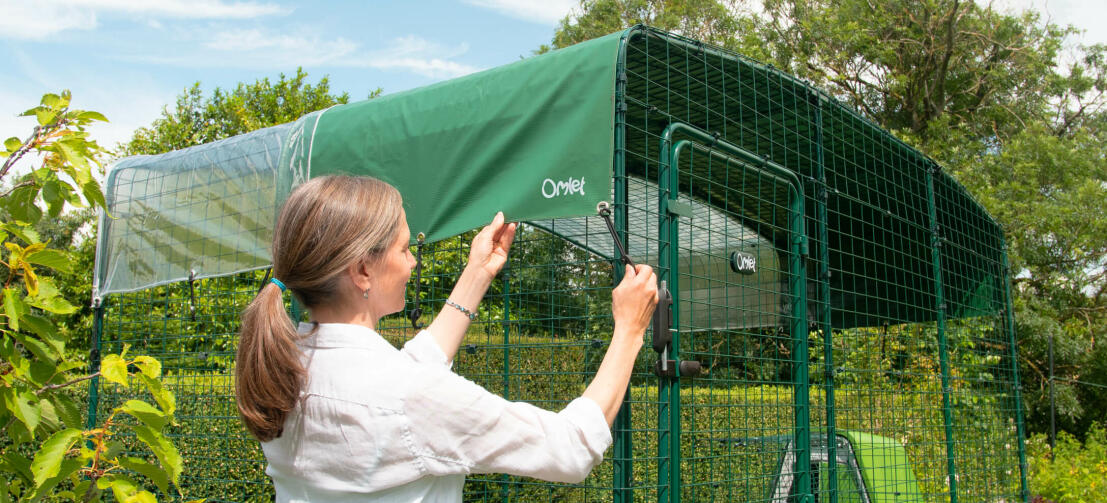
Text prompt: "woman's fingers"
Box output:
[[495, 222, 518, 254]]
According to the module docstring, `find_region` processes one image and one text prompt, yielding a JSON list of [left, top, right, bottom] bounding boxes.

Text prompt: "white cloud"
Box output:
[[0, 2, 98, 40], [66, 0, 288, 19], [203, 28, 359, 65], [130, 30, 481, 79], [988, 0, 1107, 46], [0, 0, 287, 40], [463, 0, 578, 25], [353, 36, 479, 79]]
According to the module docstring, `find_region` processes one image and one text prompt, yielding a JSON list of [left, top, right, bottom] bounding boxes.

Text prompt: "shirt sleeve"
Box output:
[[402, 365, 613, 484], [400, 329, 453, 369]]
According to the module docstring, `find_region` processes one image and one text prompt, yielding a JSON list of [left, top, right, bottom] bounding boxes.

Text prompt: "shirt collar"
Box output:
[[295, 322, 396, 351]]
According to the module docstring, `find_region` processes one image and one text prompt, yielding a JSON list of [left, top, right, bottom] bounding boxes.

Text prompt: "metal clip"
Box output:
[[596, 201, 636, 268], [188, 269, 197, 321], [408, 232, 426, 330]]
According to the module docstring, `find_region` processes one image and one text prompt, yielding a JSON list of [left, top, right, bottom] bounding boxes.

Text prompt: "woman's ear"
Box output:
[[346, 258, 374, 293]]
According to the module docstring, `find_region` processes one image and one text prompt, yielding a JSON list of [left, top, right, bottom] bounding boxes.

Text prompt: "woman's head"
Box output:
[[272, 175, 408, 311], [236, 175, 408, 441]]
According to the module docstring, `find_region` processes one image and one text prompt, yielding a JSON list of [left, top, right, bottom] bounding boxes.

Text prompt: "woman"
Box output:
[[236, 175, 658, 502]]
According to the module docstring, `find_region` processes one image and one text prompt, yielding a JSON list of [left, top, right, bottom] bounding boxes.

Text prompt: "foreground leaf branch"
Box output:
[[2, 92, 188, 502]]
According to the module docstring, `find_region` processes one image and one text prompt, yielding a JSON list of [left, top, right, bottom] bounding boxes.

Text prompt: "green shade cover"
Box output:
[[93, 31, 621, 297], [300, 31, 622, 244]]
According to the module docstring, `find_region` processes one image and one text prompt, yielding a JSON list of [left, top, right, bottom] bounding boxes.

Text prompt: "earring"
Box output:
[[363, 287, 370, 299]]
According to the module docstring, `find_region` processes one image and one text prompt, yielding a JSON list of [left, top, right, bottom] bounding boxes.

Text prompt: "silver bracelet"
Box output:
[[445, 299, 478, 321]]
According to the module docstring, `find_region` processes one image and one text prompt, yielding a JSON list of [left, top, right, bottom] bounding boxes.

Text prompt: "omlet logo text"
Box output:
[[541, 177, 586, 198]]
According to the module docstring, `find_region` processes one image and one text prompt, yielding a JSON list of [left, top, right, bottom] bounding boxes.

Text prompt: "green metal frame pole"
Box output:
[[612, 27, 636, 503], [661, 122, 808, 503], [787, 167, 811, 503], [86, 299, 105, 431], [812, 95, 838, 503], [501, 267, 512, 502], [656, 130, 676, 503], [1000, 240, 1030, 502], [925, 165, 959, 503]]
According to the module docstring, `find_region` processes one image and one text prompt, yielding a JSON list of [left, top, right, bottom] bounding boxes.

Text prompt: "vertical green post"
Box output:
[[501, 267, 512, 502], [656, 135, 675, 503], [664, 137, 683, 503], [86, 299, 105, 430], [787, 162, 811, 503], [612, 27, 635, 503], [925, 166, 959, 503], [1000, 240, 1030, 503], [812, 95, 837, 503]]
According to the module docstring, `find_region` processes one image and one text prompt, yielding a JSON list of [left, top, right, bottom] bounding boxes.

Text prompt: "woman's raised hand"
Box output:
[[467, 212, 518, 280], [611, 264, 659, 338]]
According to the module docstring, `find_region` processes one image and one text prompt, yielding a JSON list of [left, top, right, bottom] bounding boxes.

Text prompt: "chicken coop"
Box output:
[[91, 26, 1029, 503]]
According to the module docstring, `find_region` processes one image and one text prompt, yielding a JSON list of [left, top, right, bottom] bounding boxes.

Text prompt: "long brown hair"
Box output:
[[236, 175, 404, 441]]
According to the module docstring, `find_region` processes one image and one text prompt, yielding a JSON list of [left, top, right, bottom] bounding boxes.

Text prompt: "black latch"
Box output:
[[654, 359, 702, 378], [652, 281, 672, 353]]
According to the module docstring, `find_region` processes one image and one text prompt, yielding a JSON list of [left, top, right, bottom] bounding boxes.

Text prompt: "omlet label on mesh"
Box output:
[[541, 177, 586, 198], [730, 251, 757, 275]]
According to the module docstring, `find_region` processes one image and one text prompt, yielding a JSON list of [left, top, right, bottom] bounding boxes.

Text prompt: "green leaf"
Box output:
[[4, 136, 21, 152], [50, 394, 83, 430], [118, 456, 169, 494], [102, 440, 125, 461], [1, 222, 40, 244], [100, 354, 129, 387], [20, 314, 64, 356], [118, 399, 167, 430], [0, 451, 33, 483], [36, 398, 61, 432], [103, 474, 139, 502], [27, 278, 76, 315], [124, 491, 157, 503], [30, 428, 82, 487], [25, 248, 73, 274], [137, 374, 175, 418], [27, 458, 82, 502], [7, 185, 42, 224], [12, 331, 59, 363], [34, 108, 56, 127], [132, 424, 182, 486], [40, 93, 62, 109], [28, 359, 56, 389], [76, 111, 109, 123], [7, 391, 41, 436], [131, 355, 161, 379], [81, 178, 108, 210], [2, 288, 26, 331]]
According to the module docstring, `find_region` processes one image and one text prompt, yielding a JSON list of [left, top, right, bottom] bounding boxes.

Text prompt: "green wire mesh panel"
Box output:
[[95, 273, 275, 502], [376, 226, 636, 502]]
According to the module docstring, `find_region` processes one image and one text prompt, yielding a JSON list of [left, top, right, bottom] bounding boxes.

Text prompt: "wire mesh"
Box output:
[[89, 26, 1026, 503]]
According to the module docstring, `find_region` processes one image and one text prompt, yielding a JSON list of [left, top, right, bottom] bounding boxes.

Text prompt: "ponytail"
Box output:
[[235, 281, 305, 442]]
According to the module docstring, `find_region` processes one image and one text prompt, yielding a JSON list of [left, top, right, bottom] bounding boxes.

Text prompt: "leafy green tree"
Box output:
[[550, 0, 1107, 437], [124, 67, 357, 155], [1, 92, 181, 501]]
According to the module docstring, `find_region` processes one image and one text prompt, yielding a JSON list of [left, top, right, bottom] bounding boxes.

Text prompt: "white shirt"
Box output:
[[262, 323, 613, 502]]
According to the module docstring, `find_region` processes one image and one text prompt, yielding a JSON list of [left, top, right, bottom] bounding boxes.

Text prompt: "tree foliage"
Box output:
[[1, 92, 182, 501], [124, 67, 354, 155], [551, 0, 1107, 437]]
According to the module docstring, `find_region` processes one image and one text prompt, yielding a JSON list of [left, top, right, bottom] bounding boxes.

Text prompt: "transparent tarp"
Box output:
[[93, 123, 291, 299]]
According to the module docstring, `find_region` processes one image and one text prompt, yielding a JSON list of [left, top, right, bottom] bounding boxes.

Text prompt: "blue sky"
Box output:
[[0, 0, 578, 153], [1, 0, 1103, 158]]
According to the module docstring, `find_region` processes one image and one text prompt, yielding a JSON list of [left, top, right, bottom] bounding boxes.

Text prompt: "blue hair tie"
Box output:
[[270, 278, 287, 292]]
